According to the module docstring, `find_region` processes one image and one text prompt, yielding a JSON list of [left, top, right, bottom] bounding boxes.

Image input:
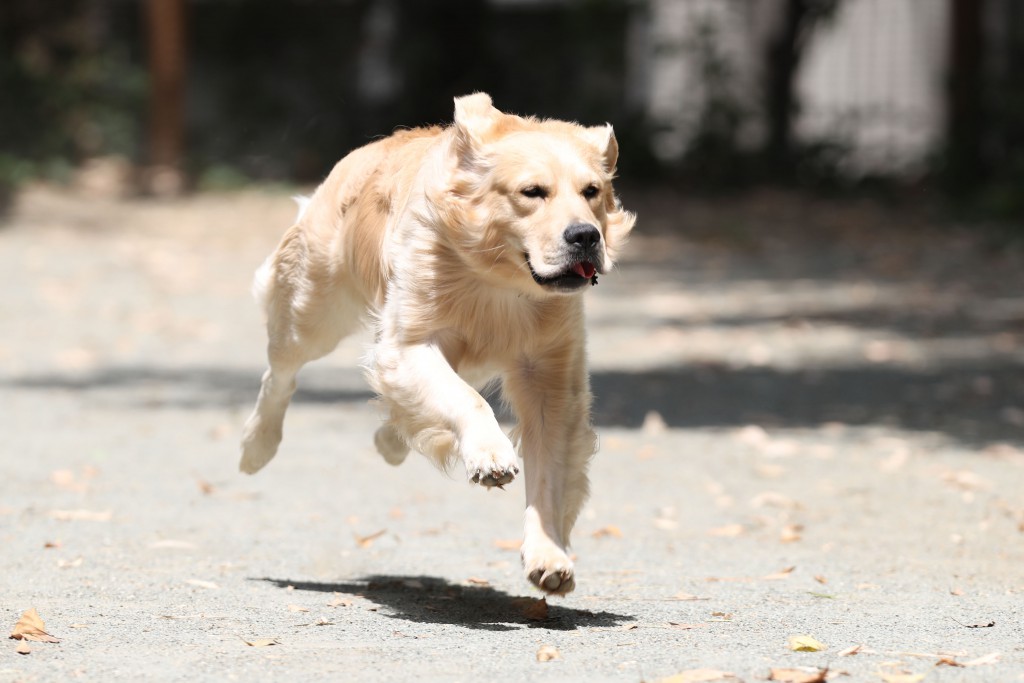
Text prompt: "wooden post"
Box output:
[[946, 0, 985, 192], [146, 0, 186, 194]]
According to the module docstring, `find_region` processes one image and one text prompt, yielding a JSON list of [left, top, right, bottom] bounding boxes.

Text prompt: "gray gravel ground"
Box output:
[[2, 186, 1023, 682]]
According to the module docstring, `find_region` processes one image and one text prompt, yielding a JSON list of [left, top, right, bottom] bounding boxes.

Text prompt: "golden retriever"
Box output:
[[240, 93, 635, 595]]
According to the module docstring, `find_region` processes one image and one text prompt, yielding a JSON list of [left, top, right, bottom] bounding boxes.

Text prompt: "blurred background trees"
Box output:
[[0, 0, 1021, 223]]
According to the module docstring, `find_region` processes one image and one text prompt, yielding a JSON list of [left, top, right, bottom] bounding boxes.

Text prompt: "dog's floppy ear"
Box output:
[[453, 93, 502, 146], [581, 124, 619, 173]]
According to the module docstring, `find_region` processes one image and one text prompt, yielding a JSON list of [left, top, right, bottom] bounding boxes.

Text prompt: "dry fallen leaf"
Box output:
[[788, 635, 826, 652], [49, 509, 112, 522], [287, 604, 309, 613], [514, 597, 549, 621], [354, 529, 387, 548], [668, 622, 706, 630], [592, 525, 623, 539], [536, 644, 561, 662], [708, 524, 745, 537], [879, 674, 924, 683], [670, 592, 707, 601], [838, 644, 862, 656], [657, 668, 736, 682], [9, 608, 60, 643], [935, 656, 963, 668], [465, 577, 490, 586], [964, 652, 1001, 667], [780, 524, 804, 543], [764, 566, 796, 580], [16, 640, 32, 655], [326, 594, 352, 608], [814, 575, 828, 585], [768, 667, 828, 683], [244, 638, 279, 647], [51, 469, 88, 493]]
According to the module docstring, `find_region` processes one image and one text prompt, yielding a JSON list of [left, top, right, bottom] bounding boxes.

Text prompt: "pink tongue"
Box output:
[[573, 262, 596, 279]]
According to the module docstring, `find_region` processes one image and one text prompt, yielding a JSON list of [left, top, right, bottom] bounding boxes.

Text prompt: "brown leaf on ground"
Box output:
[[9, 608, 60, 643], [43, 540, 62, 549], [657, 668, 737, 682], [788, 635, 826, 652], [768, 667, 828, 683], [51, 469, 89, 493], [16, 640, 31, 655], [964, 652, 1001, 667], [670, 592, 708, 601], [465, 577, 490, 586], [879, 674, 924, 683], [287, 604, 309, 613], [708, 524, 745, 537], [668, 622, 707, 630], [592, 525, 623, 539], [196, 478, 216, 495], [536, 644, 561, 662], [814, 575, 828, 584], [780, 524, 804, 543], [326, 594, 352, 608], [353, 529, 386, 548], [243, 638, 279, 647], [934, 656, 964, 668], [49, 509, 112, 522], [838, 644, 862, 656], [764, 566, 797, 580], [941, 469, 991, 492], [493, 538, 522, 551], [513, 597, 549, 621]]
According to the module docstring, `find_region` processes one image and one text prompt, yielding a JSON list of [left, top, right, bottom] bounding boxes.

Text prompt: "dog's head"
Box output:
[[430, 93, 635, 296]]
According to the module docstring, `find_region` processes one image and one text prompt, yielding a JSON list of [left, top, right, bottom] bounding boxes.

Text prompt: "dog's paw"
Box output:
[[374, 424, 410, 466], [239, 419, 282, 474], [461, 428, 519, 488], [522, 542, 576, 596]]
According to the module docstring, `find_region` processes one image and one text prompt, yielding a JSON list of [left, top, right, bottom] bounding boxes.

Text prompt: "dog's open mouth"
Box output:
[[527, 257, 598, 290]]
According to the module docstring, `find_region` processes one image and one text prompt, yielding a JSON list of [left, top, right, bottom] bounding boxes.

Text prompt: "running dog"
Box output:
[[240, 93, 635, 595]]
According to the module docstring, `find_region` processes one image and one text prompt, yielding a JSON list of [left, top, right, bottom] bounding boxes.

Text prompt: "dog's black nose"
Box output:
[[563, 223, 601, 249]]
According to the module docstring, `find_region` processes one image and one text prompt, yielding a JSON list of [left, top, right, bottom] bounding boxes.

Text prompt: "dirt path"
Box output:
[[2, 186, 1023, 682]]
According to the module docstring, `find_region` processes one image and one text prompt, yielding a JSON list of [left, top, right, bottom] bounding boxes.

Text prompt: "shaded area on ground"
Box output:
[[255, 575, 632, 632], [5, 358, 1022, 446]]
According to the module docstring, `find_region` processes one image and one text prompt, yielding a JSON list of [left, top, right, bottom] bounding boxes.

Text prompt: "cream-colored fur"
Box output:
[[240, 93, 635, 595]]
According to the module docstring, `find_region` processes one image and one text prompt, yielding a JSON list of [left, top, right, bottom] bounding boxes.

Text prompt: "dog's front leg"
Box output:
[[504, 350, 597, 596], [370, 341, 519, 487]]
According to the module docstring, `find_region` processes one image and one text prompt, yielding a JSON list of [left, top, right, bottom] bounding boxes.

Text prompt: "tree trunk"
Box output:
[[946, 0, 986, 192], [145, 0, 186, 193]]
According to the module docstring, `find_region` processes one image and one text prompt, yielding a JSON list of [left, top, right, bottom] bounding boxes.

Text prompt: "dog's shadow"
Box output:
[[254, 575, 633, 632]]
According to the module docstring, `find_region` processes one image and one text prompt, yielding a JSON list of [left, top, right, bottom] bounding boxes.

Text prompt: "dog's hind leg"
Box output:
[[240, 228, 365, 474]]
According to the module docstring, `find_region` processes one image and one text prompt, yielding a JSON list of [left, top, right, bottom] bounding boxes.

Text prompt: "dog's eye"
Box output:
[[520, 185, 548, 199], [582, 184, 600, 200]]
